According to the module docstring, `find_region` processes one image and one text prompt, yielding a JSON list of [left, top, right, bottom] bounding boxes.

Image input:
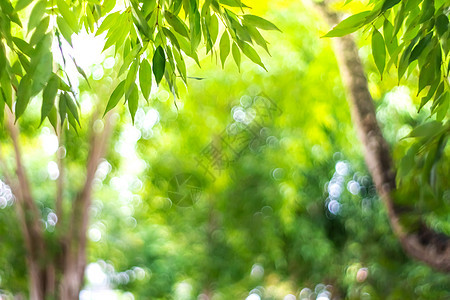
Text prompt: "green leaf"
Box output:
[[209, 14, 219, 46], [419, 0, 434, 23], [0, 96, 4, 125], [57, 0, 79, 32], [372, 28, 385, 78], [47, 106, 57, 131], [130, 0, 151, 38], [238, 41, 266, 70], [12, 37, 33, 57], [219, 0, 249, 8], [381, 0, 401, 13], [435, 14, 449, 38], [118, 44, 142, 77], [0, 44, 5, 78], [41, 74, 59, 124], [406, 121, 442, 138], [419, 81, 439, 111], [243, 15, 280, 31], [15, 75, 32, 121], [58, 76, 71, 92], [28, 0, 47, 33], [409, 33, 432, 63], [30, 17, 50, 46], [67, 106, 79, 133], [56, 16, 73, 46], [323, 11, 373, 37], [153, 46, 166, 85], [418, 62, 435, 94], [392, 1, 405, 37], [104, 80, 125, 116], [127, 83, 139, 124], [58, 93, 67, 126], [229, 17, 252, 43], [64, 93, 80, 125], [125, 59, 138, 98], [96, 11, 120, 36], [231, 42, 240, 71], [436, 93, 449, 122], [0, 73, 12, 109], [246, 25, 269, 53], [76, 65, 91, 88], [219, 31, 230, 68], [397, 40, 417, 82], [139, 59, 152, 101], [57, 17, 73, 45], [30, 34, 53, 95], [17, 53, 30, 73], [172, 47, 186, 83], [162, 27, 181, 49], [15, 0, 34, 11], [190, 10, 202, 53], [85, 4, 95, 33], [383, 19, 398, 57], [165, 11, 189, 37]]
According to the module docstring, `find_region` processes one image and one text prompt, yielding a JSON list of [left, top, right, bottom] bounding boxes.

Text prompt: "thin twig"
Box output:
[[56, 122, 64, 225]]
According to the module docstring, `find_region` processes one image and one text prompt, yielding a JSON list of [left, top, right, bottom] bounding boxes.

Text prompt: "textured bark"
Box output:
[[315, 2, 450, 272]]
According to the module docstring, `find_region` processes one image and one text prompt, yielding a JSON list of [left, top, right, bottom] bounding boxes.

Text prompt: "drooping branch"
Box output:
[[313, 1, 450, 272]]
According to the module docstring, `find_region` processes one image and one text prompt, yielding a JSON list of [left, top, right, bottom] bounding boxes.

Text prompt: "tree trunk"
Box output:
[[1, 110, 114, 299], [314, 1, 450, 272]]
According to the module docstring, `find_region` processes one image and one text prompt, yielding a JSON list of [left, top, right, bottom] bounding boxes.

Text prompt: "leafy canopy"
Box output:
[[0, 0, 279, 127]]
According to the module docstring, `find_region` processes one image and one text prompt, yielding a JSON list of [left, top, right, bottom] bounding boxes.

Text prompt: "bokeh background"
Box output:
[[0, 0, 449, 299]]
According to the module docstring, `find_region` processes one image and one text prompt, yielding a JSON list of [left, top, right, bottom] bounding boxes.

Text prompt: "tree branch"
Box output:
[[56, 123, 64, 225], [60, 111, 115, 298], [4, 109, 47, 298], [313, 0, 450, 272]]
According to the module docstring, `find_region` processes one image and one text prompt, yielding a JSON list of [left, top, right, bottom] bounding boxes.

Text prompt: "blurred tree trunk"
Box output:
[[313, 1, 450, 272], [1, 110, 113, 299]]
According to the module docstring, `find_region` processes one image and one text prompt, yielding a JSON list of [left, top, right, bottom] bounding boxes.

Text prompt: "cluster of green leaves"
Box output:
[[0, 0, 280, 129], [0, 0, 103, 131], [325, 0, 449, 195], [100, 0, 280, 122]]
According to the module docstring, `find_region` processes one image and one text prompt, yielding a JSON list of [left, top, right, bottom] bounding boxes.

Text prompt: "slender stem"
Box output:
[[56, 122, 65, 225]]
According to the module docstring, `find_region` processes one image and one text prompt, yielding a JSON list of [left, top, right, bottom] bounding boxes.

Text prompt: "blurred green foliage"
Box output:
[[0, 0, 449, 299]]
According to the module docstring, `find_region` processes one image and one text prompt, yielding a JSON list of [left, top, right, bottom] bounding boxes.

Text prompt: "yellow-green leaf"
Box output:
[[243, 15, 280, 31], [15, 75, 32, 121], [127, 83, 138, 124], [41, 74, 59, 124], [219, 31, 230, 68], [57, 0, 79, 32], [231, 42, 240, 71], [104, 80, 125, 116], [372, 28, 385, 78], [139, 59, 152, 101]]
